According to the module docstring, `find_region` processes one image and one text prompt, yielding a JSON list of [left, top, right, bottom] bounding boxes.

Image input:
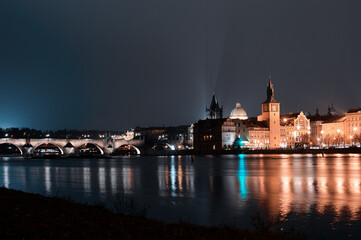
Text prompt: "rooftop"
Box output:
[[322, 115, 346, 124], [347, 108, 361, 113]]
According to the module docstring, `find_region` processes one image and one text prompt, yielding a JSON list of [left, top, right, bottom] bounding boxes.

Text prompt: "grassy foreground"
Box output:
[[0, 188, 303, 239]]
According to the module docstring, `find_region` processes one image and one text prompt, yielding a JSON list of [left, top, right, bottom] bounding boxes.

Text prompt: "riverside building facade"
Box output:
[[305, 107, 361, 148], [192, 76, 361, 152], [194, 75, 285, 152], [344, 108, 361, 146]]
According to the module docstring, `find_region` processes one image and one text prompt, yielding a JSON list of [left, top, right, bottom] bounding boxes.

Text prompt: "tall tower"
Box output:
[[206, 94, 223, 119], [261, 74, 280, 149]]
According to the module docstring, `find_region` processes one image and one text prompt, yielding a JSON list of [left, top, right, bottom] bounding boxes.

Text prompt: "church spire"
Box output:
[[268, 72, 272, 86], [206, 93, 223, 119], [210, 94, 217, 109], [264, 73, 277, 103]]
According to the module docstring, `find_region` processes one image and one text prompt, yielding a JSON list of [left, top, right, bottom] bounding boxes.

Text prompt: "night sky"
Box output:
[[1, 0, 361, 130]]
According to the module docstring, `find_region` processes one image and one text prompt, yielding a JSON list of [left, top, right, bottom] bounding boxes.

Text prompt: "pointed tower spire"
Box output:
[[209, 93, 217, 109], [264, 73, 277, 103], [206, 93, 223, 119]]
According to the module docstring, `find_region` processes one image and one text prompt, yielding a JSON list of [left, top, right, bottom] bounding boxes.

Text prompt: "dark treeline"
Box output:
[[0, 128, 124, 139]]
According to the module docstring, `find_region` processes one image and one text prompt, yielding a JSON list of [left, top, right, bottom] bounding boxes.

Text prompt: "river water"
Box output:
[[1, 154, 361, 239]]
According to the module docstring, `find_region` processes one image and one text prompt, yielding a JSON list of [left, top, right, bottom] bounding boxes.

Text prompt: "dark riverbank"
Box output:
[[0, 188, 303, 239]]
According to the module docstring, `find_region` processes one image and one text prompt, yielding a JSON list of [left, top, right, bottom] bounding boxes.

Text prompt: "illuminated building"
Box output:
[[222, 99, 271, 150], [223, 117, 269, 150], [308, 107, 361, 147], [308, 106, 344, 147], [344, 108, 361, 146], [223, 103, 250, 149], [280, 111, 311, 148], [293, 111, 311, 146], [280, 113, 297, 149], [246, 121, 269, 149], [194, 100, 252, 152], [257, 74, 281, 149], [321, 115, 346, 147], [309, 109, 330, 147], [117, 129, 135, 140], [229, 102, 248, 120], [280, 116, 295, 149], [224, 76, 281, 150], [222, 118, 237, 149], [193, 75, 317, 151]]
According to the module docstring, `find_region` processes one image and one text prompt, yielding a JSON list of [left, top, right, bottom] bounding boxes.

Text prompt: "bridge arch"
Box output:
[[33, 143, 64, 156], [116, 144, 141, 155], [78, 143, 104, 155], [0, 143, 23, 155]]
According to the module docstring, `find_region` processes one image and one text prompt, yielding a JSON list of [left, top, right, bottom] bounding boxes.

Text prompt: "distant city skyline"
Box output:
[[1, 1, 360, 130]]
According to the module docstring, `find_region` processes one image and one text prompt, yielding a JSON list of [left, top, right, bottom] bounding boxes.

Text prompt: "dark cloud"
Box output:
[[0, 0, 360, 130]]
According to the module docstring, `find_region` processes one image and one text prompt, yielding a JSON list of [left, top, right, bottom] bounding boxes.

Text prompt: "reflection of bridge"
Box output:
[[0, 138, 144, 156]]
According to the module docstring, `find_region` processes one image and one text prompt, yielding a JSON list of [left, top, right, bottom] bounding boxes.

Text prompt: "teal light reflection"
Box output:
[[238, 154, 248, 200]]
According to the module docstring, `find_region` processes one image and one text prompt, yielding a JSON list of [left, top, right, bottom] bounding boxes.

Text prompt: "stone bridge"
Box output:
[[0, 138, 144, 156]]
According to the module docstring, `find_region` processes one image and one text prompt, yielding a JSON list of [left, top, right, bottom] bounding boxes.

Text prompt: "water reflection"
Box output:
[[83, 167, 91, 193], [157, 156, 195, 198], [237, 154, 247, 203], [314, 156, 361, 221], [0, 155, 361, 238], [45, 166, 51, 194], [110, 167, 117, 194], [185, 164, 195, 196], [178, 157, 183, 195], [99, 167, 106, 193], [121, 167, 132, 194], [3, 165, 9, 188], [170, 156, 176, 197], [250, 155, 361, 223]]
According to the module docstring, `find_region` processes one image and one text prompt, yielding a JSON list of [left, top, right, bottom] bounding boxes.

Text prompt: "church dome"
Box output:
[[230, 103, 248, 120]]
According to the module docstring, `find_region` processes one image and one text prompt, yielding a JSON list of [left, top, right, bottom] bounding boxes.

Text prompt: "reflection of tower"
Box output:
[[261, 74, 280, 148], [206, 94, 223, 119]]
